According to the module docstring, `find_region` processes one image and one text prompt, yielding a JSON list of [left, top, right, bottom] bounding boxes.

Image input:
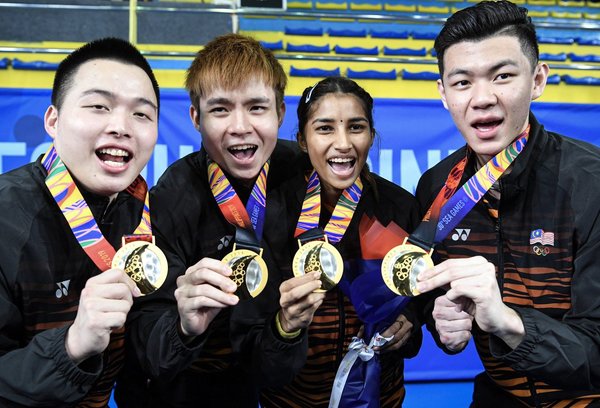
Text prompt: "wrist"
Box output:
[[493, 307, 525, 349], [275, 311, 301, 339]]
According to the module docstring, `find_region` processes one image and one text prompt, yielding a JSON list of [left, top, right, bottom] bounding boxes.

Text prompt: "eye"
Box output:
[[316, 125, 333, 132], [495, 73, 512, 81], [250, 105, 267, 112], [85, 104, 109, 111], [134, 111, 153, 121], [349, 123, 367, 132], [209, 106, 227, 114], [453, 79, 470, 88]]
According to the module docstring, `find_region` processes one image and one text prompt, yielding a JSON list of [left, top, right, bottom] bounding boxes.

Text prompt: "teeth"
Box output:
[[103, 160, 126, 168], [328, 157, 354, 163], [98, 148, 129, 157], [229, 144, 256, 151]]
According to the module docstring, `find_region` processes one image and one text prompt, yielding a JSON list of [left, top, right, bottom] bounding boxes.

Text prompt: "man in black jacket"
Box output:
[[115, 34, 310, 407], [0, 38, 160, 407], [415, 1, 600, 406]]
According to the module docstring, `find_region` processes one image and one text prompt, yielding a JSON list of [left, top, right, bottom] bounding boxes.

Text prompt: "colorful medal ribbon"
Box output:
[[410, 126, 529, 249], [207, 159, 269, 242], [295, 169, 363, 243], [42, 144, 152, 271]]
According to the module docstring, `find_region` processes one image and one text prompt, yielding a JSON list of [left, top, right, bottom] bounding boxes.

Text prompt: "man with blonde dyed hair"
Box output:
[[115, 34, 307, 407]]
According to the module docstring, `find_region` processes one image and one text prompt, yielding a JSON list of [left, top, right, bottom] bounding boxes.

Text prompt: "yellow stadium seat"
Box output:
[[288, 0, 313, 8], [528, 0, 556, 5], [350, 2, 383, 10], [551, 10, 583, 18], [383, 3, 416, 11], [315, 1, 347, 9], [528, 10, 551, 16], [417, 5, 449, 13]]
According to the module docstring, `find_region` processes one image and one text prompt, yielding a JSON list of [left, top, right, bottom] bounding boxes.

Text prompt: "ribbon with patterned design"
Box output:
[[42, 144, 152, 271], [207, 159, 269, 242], [411, 126, 529, 249], [295, 169, 363, 243]]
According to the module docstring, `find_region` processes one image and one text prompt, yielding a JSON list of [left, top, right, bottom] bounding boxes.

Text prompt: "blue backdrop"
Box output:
[[2, 87, 599, 381]]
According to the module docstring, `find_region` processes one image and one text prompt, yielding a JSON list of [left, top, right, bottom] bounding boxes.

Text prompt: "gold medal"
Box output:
[[381, 239, 433, 296], [112, 239, 168, 296], [292, 239, 343, 291], [222, 245, 268, 298]]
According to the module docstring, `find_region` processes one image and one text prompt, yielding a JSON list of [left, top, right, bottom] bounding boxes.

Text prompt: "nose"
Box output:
[[107, 109, 132, 138], [333, 128, 352, 151], [229, 110, 252, 135], [471, 82, 497, 110]]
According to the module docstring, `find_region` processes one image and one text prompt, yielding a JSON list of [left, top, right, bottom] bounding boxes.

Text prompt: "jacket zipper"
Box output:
[[497, 182, 540, 408]]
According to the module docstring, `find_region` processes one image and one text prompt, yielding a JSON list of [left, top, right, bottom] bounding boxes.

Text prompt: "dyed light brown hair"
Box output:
[[185, 34, 287, 117]]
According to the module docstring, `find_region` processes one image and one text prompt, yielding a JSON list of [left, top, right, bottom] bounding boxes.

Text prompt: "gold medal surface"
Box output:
[[112, 240, 168, 295], [222, 246, 268, 298], [381, 242, 433, 296], [292, 240, 343, 291]]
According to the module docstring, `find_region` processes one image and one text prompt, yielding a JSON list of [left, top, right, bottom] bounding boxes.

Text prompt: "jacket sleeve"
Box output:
[[0, 276, 102, 407], [489, 219, 600, 390]]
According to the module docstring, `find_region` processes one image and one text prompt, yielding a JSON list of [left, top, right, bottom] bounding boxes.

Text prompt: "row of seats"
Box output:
[[272, 27, 600, 45], [289, 65, 600, 85], [261, 40, 600, 62]]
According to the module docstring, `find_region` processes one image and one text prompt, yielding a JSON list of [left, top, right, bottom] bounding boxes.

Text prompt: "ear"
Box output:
[[437, 79, 449, 110], [277, 101, 286, 128], [44, 105, 59, 140], [531, 62, 549, 101], [297, 132, 307, 152], [189, 104, 200, 131]]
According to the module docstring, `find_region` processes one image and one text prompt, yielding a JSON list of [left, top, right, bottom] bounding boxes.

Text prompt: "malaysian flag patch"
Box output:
[[530, 228, 555, 246]]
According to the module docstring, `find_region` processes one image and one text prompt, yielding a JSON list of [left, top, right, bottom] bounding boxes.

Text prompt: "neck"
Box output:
[[321, 185, 341, 212]]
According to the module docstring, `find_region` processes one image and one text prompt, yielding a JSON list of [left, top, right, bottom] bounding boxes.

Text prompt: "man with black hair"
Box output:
[[0, 37, 160, 407], [415, 1, 600, 406]]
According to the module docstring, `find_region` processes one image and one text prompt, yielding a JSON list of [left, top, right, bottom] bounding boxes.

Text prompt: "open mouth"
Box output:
[[327, 157, 356, 173], [228, 144, 258, 160], [96, 148, 131, 168], [472, 119, 503, 132]]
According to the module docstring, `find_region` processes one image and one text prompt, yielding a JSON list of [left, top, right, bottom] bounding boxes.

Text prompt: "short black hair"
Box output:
[[434, 1, 539, 77], [51, 37, 160, 111]]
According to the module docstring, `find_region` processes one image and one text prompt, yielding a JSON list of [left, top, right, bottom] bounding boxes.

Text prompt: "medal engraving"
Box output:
[[293, 240, 343, 291], [112, 240, 168, 295], [222, 247, 268, 298], [382, 243, 433, 296]]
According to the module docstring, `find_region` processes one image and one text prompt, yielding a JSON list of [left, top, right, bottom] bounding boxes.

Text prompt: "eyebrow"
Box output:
[[311, 116, 368, 125], [446, 59, 519, 79], [81, 89, 157, 111], [205, 96, 271, 106]]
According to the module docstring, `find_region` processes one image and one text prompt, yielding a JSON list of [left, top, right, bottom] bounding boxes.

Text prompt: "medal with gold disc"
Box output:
[[208, 159, 270, 298], [293, 170, 363, 291], [112, 235, 168, 296], [293, 237, 343, 291], [381, 129, 530, 296], [381, 238, 433, 296]]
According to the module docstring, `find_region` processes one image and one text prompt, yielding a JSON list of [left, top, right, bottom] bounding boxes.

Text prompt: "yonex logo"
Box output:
[[451, 229, 471, 241], [218, 235, 233, 251], [55, 280, 70, 298]]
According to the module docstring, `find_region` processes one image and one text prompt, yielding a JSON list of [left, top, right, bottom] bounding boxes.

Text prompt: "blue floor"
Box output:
[[404, 381, 473, 407]]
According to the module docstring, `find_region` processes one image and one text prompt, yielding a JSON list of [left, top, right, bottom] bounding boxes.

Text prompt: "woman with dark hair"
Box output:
[[260, 77, 422, 407]]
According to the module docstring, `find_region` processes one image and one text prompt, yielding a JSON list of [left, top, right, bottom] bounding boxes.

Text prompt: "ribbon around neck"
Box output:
[[42, 144, 152, 271], [295, 169, 363, 243]]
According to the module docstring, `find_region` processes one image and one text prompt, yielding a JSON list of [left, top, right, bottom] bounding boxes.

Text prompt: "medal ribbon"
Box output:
[[410, 127, 529, 249], [295, 169, 363, 244], [42, 144, 152, 271], [207, 159, 269, 241]]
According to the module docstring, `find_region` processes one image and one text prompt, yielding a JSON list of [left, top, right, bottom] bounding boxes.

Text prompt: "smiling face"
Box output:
[[301, 93, 373, 205], [437, 35, 548, 164], [45, 58, 158, 197], [191, 79, 284, 183]]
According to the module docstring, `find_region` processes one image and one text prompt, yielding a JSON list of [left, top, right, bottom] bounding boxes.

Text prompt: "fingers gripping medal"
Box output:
[[222, 244, 268, 298], [112, 237, 168, 295], [293, 238, 343, 291], [381, 238, 433, 296]]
